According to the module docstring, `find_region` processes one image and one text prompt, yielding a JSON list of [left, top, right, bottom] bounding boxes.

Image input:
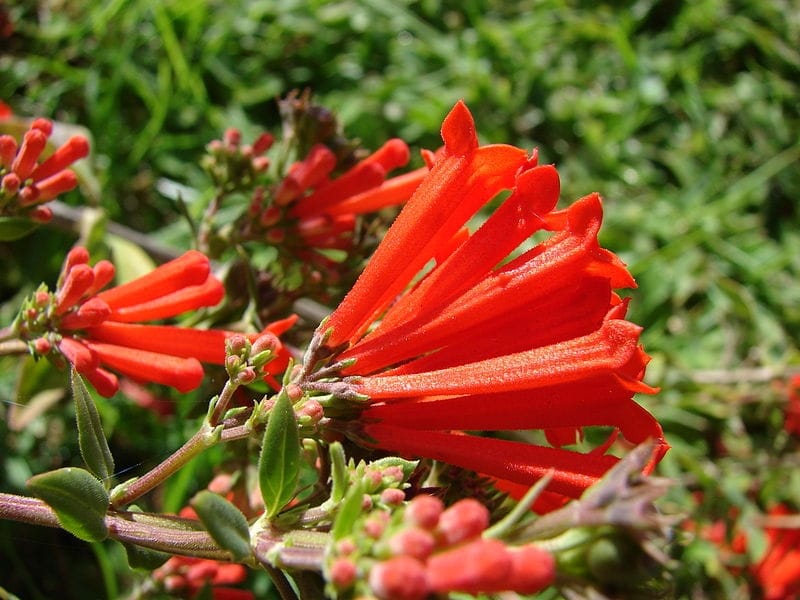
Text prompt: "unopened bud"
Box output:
[[388, 527, 435, 561], [251, 331, 279, 355], [380, 488, 406, 506], [368, 556, 429, 600], [33, 337, 52, 355], [223, 128, 241, 148], [404, 495, 443, 530], [266, 227, 285, 244], [436, 498, 489, 546], [236, 366, 257, 385], [1, 172, 20, 195], [226, 334, 250, 357], [330, 557, 358, 589]]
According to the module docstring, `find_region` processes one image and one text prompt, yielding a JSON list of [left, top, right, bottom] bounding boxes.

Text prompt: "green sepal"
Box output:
[[328, 442, 348, 504], [191, 490, 252, 561], [331, 480, 365, 541], [369, 456, 418, 480], [0, 217, 39, 241], [121, 541, 171, 570], [72, 369, 115, 486], [27, 467, 109, 542], [258, 390, 300, 520]]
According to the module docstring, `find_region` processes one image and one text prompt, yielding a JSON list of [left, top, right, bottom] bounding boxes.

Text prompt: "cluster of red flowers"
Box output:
[[311, 101, 668, 507], [16, 247, 294, 397], [243, 131, 428, 270], [330, 495, 554, 599], [0, 111, 89, 222]]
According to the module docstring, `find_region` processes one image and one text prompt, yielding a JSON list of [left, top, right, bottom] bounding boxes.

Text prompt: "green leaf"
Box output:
[[328, 442, 348, 504], [106, 234, 157, 284], [191, 491, 252, 561], [331, 480, 365, 541], [121, 541, 171, 570], [0, 217, 39, 241], [72, 369, 115, 485], [27, 467, 109, 542], [258, 391, 300, 520]]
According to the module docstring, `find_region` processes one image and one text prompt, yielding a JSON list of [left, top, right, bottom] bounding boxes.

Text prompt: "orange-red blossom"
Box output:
[[314, 100, 668, 506], [19, 247, 294, 397]]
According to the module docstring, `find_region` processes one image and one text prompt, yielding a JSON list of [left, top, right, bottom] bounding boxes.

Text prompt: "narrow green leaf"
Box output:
[[258, 391, 300, 520], [27, 467, 109, 542], [72, 369, 115, 485], [328, 442, 348, 504], [331, 480, 365, 541], [191, 490, 252, 561]]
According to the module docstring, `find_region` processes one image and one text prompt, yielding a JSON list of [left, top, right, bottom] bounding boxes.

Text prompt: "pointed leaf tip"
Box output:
[[441, 100, 478, 156], [72, 369, 115, 485]]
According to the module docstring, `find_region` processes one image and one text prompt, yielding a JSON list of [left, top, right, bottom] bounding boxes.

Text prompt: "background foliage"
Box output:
[[1, 0, 799, 597]]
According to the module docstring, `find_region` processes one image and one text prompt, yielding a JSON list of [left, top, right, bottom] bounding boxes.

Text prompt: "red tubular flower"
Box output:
[[751, 505, 800, 600], [17, 248, 294, 397], [309, 101, 667, 505], [0, 117, 89, 220]]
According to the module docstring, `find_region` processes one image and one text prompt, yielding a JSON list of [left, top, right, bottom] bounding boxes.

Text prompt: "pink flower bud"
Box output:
[[436, 498, 489, 546], [251, 331, 279, 355], [380, 488, 406, 506], [285, 383, 303, 400], [404, 495, 443, 530], [364, 511, 389, 538], [388, 527, 435, 561], [252, 156, 270, 172], [33, 337, 52, 355], [224, 128, 241, 148], [368, 556, 429, 600], [329, 557, 358, 589], [236, 366, 257, 385], [226, 334, 249, 356]]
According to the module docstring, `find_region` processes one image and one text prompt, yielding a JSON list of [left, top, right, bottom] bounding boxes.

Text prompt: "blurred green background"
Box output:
[[1, 0, 799, 598]]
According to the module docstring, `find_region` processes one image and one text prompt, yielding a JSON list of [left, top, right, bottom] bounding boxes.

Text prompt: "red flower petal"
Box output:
[[107, 276, 224, 322], [353, 320, 644, 400], [95, 250, 211, 310], [363, 424, 617, 498], [84, 341, 204, 393], [324, 102, 528, 347]]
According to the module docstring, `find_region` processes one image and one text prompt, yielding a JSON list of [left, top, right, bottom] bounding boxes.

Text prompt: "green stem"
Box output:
[[208, 379, 240, 426], [110, 426, 218, 508]]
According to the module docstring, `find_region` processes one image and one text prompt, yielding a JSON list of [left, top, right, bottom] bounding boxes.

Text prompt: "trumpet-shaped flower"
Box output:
[[305, 101, 667, 504], [15, 247, 294, 397]]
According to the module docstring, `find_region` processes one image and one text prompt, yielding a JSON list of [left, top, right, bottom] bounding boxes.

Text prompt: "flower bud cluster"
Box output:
[[224, 332, 281, 385], [327, 495, 555, 599], [203, 127, 273, 192], [0, 116, 89, 222]]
